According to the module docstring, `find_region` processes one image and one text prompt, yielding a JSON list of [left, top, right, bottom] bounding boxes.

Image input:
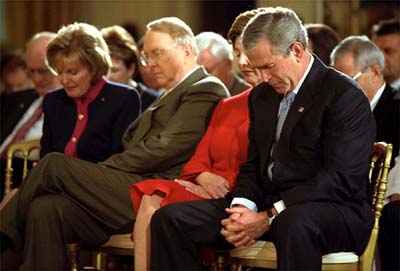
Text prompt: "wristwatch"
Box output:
[[266, 208, 275, 225]]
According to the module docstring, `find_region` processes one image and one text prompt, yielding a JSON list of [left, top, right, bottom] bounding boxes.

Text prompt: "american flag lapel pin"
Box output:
[[298, 106, 304, 113]]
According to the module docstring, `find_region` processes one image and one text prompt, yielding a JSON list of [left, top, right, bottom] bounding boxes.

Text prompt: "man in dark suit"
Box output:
[[150, 7, 375, 271], [331, 35, 399, 164], [0, 17, 228, 270]]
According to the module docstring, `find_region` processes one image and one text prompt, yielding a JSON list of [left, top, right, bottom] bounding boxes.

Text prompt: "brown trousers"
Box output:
[[1, 152, 143, 270]]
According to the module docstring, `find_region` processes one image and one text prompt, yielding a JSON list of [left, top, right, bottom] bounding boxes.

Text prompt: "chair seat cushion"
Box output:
[[102, 234, 134, 249], [322, 252, 359, 263], [230, 241, 359, 264]]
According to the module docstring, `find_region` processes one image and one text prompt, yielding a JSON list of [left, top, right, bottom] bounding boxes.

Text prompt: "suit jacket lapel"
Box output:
[[122, 66, 208, 145], [252, 83, 280, 171], [279, 57, 326, 145]]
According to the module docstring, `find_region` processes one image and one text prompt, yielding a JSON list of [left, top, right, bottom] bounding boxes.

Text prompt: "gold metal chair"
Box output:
[[4, 139, 41, 194], [229, 142, 393, 271]]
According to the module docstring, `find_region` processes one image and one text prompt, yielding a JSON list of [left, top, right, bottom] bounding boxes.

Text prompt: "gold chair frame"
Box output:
[[4, 139, 41, 194], [229, 142, 393, 271]]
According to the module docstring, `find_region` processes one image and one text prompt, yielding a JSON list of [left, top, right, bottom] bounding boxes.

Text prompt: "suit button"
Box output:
[[78, 114, 84, 120], [71, 137, 77, 143]]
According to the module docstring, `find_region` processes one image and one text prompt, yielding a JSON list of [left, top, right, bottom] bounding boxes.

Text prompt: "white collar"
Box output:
[[390, 78, 400, 91], [370, 82, 386, 111], [163, 66, 200, 96], [291, 55, 314, 96]]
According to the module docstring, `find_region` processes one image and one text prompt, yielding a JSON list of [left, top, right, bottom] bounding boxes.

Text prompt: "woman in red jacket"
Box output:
[[130, 9, 264, 270]]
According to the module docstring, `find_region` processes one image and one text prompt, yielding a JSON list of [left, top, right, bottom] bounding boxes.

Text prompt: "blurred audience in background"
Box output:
[[1, 50, 34, 94], [196, 31, 250, 95], [306, 23, 340, 65], [372, 18, 400, 92], [101, 25, 159, 111], [1, 50, 36, 143]]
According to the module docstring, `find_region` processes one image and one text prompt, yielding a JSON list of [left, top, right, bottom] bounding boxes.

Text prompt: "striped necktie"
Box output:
[[1, 105, 43, 156], [268, 92, 296, 178]]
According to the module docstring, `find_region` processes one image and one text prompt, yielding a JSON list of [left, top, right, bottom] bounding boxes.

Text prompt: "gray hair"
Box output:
[[242, 7, 308, 56], [146, 17, 197, 55], [330, 35, 385, 72], [195, 31, 233, 61]]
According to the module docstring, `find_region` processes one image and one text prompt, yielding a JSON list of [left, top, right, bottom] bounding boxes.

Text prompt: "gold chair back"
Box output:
[[4, 139, 41, 194], [229, 142, 393, 271]]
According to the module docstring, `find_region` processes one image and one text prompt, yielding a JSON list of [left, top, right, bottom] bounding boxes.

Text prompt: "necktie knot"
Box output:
[[280, 92, 296, 113]]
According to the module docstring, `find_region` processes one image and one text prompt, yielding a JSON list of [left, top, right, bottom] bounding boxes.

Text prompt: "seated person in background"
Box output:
[[330, 35, 400, 164], [0, 32, 61, 194], [129, 8, 264, 271], [42, 22, 141, 162], [305, 23, 340, 65], [371, 18, 400, 92], [0, 32, 61, 155], [101, 25, 159, 111], [378, 151, 400, 271], [1, 50, 36, 143], [149, 7, 376, 271], [196, 31, 250, 95], [0, 17, 228, 270]]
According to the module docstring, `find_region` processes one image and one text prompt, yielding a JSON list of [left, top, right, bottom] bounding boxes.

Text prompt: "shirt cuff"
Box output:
[[273, 200, 286, 214], [231, 197, 258, 211]]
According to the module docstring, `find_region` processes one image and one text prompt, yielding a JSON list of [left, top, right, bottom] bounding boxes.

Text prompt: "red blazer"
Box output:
[[179, 88, 250, 190]]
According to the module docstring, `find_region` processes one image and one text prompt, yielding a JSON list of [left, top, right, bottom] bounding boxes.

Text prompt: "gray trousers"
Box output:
[[1, 152, 143, 270]]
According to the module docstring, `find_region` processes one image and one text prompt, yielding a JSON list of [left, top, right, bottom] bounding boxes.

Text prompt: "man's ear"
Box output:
[[291, 41, 304, 60], [370, 64, 382, 78], [181, 43, 193, 58]]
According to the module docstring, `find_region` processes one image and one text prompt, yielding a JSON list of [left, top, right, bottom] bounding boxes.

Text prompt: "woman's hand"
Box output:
[[195, 172, 230, 198], [174, 179, 211, 198]]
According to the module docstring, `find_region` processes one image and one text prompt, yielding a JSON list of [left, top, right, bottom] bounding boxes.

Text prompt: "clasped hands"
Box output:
[[220, 206, 270, 247], [175, 171, 230, 199]]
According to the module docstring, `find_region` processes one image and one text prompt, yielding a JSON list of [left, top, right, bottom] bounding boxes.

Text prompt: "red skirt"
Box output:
[[130, 179, 204, 214]]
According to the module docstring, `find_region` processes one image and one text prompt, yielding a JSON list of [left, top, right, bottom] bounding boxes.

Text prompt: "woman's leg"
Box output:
[[134, 193, 163, 271]]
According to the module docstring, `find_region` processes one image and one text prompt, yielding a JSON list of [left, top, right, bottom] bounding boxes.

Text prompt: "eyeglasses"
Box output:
[[352, 71, 363, 80], [140, 45, 177, 67], [352, 66, 371, 81], [26, 67, 51, 77]]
